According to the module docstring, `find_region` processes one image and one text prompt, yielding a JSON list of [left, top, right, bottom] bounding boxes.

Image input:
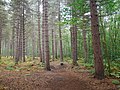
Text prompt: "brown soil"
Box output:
[[0, 61, 118, 90]]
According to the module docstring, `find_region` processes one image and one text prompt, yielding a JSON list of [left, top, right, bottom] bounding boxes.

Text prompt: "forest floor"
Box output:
[[0, 57, 119, 90]]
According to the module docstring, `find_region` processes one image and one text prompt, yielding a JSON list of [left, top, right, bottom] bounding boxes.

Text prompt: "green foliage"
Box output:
[[109, 61, 120, 78], [110, 73, 120, 78], [89, 69, 95, 75], [84, 63, 94, 69], [5, 66, 15, 70], [64, 57, 72, 64], [112, 80, 120, 85]]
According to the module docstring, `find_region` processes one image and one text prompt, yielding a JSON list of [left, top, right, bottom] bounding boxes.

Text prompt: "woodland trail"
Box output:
[[0, 61, 117, 90]]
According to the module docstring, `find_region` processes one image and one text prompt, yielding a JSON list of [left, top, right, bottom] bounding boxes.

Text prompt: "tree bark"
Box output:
[[12, 20, 15, 58], [52, 29, 55, 61], [15, 1, 20, 64], [32, 15, 35, 60], [90, 0, 104, 79], [71, 0, 78, 66], [44, 0, 51, 70], [22, 4, 25, 62], [58, 1, 63, 65], [38, 0, 42, 62], [54, 31, 58, 59], [19, 14, 23, 61], [0, 26, 2, 59], [42, 0, 45, 63], [71, 26, 78, 66]]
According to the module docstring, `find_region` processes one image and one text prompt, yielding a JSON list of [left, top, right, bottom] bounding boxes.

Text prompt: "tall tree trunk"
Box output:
[[15, 18, 20, 64], [38, 0, 42, 62], [0, 26, 2, 59], [71, 0, 78, 66], [44, 0, 51, 70], [71, 26, 78, 66], [22, 5, 25, 62], [90, 0, 104, 79], [12, 21, 15, 58], [52, 29, 54, 61], [54, 31, 58, 59], [19, 15, 23, 61], [70, 27, 72, 58], [42, 0, 45, 63], [58, 1, 63, 65], [32, 32, 35, 60], [32, 15, 35, 60], [15, 1, 20, 64]]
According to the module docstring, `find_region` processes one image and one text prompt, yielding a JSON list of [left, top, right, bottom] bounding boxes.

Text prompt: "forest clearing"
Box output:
[[0, 0, 120, 90]]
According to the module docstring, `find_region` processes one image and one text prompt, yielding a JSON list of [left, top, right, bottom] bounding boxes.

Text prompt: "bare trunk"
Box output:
[[54, 31, 58, 59], [0, 27, 2, 59], [42, 0, 45, 63], [71, 0, 78, 65], [71, 26, 78, 65], [38, 0, 42, 62], [44, 0, 51, 70], [15, 1, 20, 64], [90, 0, 104, 79], [12, 22, 15, 58], [19, 15, 23, 61], [15, 19, 20, 64], [52, 29, 54, 61], [22, 5, 25, 62], [32, 21, 35, 60], [58, 2, 63, 65]]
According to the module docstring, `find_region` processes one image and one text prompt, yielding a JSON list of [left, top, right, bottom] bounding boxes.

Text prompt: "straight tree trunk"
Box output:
[[90, 0, 104, 79], [15, 19, 20, 64], [58, 1, 63, 65], [32, 32, 35, 60], [70, 27, 72, 58], [32, 16, 35, 60], [71, 26, 78, 65], [42, 0, 45, 63], [15, 1, 20, 64], [0, 26, 2, 59], [19, 15, 23, 61], [12, 21, 15, 58], [54, 31, 58, 59], [44, 0, 51, 70], [22, 5, 25, 62], [38, 0, 42, 62], [52, 29, 54, 61], [71, 0, 78, 66]]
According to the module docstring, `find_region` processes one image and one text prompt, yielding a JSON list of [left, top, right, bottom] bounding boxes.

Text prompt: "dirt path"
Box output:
[[0, 61, 118, 90]]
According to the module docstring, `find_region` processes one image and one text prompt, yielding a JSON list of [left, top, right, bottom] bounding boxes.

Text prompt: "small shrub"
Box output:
[[112, 80, 120, 85], [5, 66, 15, 70]]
